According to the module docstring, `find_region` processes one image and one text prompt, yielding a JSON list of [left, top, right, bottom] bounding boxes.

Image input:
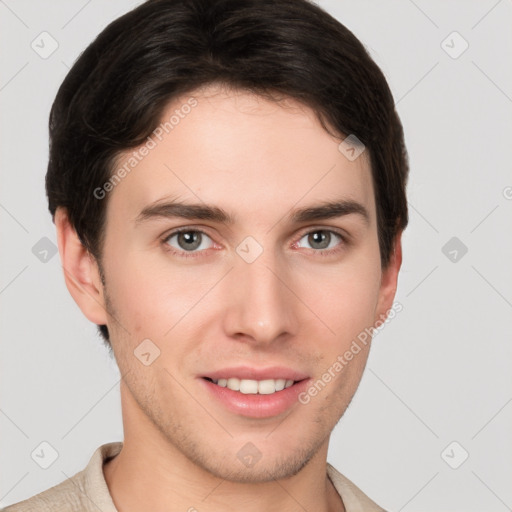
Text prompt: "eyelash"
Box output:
[[161, 227, 348, 259]]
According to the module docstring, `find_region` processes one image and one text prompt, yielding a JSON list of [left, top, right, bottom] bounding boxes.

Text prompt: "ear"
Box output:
[[374, 230, 403, 322], [54, 208, 108, 326]]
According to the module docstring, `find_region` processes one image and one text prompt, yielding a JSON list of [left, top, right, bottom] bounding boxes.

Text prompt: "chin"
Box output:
[[180, 434, 324, 484]]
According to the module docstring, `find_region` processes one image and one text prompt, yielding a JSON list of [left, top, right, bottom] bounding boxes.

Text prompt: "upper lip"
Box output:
[[202, 366, 309, 381]]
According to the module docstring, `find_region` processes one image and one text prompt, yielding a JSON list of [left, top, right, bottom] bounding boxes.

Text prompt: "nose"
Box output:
[[222, 248, 298, 346]]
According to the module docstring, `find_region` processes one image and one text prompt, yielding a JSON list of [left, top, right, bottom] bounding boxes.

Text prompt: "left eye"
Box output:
[[296, 230, 344, 251]]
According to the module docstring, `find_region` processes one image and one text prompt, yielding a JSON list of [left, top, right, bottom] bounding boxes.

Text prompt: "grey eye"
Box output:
[[166, 230, 213, 252], [297, 230, 342, 251]]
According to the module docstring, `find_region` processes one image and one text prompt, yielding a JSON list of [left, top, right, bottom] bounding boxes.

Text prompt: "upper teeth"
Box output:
[[212, 378, 295, 394]]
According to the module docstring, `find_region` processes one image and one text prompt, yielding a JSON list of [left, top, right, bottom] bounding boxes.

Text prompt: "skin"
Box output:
[[56, 83, 402, 512]]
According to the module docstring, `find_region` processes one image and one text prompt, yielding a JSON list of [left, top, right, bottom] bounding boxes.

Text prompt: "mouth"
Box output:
[[203, 377, 302, 395], [199, 368, 311, 418]]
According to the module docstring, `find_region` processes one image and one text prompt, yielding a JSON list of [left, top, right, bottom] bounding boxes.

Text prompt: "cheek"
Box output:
[[305, 268, 380, 407], [104, 250, 222, 341], [307, 259, 382, 343]]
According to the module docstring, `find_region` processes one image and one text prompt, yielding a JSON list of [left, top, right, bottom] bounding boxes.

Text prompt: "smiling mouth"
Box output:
[[203, 377, 302, 395]]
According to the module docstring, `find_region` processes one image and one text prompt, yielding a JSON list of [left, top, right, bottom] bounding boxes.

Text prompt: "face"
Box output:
[[92, 84, 399, 482]]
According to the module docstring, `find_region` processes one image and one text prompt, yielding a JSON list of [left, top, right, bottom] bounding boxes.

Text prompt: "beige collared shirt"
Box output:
[[2, 442, 386, 512]]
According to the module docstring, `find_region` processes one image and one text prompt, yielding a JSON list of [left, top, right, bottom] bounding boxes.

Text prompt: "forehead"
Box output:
[[107, 85, 375, 226]]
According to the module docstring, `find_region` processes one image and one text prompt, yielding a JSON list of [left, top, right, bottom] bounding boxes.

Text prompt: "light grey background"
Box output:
[[1, 1, 511, 510]]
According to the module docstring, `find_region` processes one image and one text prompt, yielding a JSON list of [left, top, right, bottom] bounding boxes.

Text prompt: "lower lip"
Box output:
[[200, 378, 311, 419]]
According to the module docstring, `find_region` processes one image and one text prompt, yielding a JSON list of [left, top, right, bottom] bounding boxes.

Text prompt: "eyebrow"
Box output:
[[135, 198, 370, 227]]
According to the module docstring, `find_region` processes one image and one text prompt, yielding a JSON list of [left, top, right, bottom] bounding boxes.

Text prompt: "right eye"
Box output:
[[162, 229, 216, 257]]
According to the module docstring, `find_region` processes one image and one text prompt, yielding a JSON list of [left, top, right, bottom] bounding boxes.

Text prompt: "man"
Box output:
[[3, 0, 408, 510]]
